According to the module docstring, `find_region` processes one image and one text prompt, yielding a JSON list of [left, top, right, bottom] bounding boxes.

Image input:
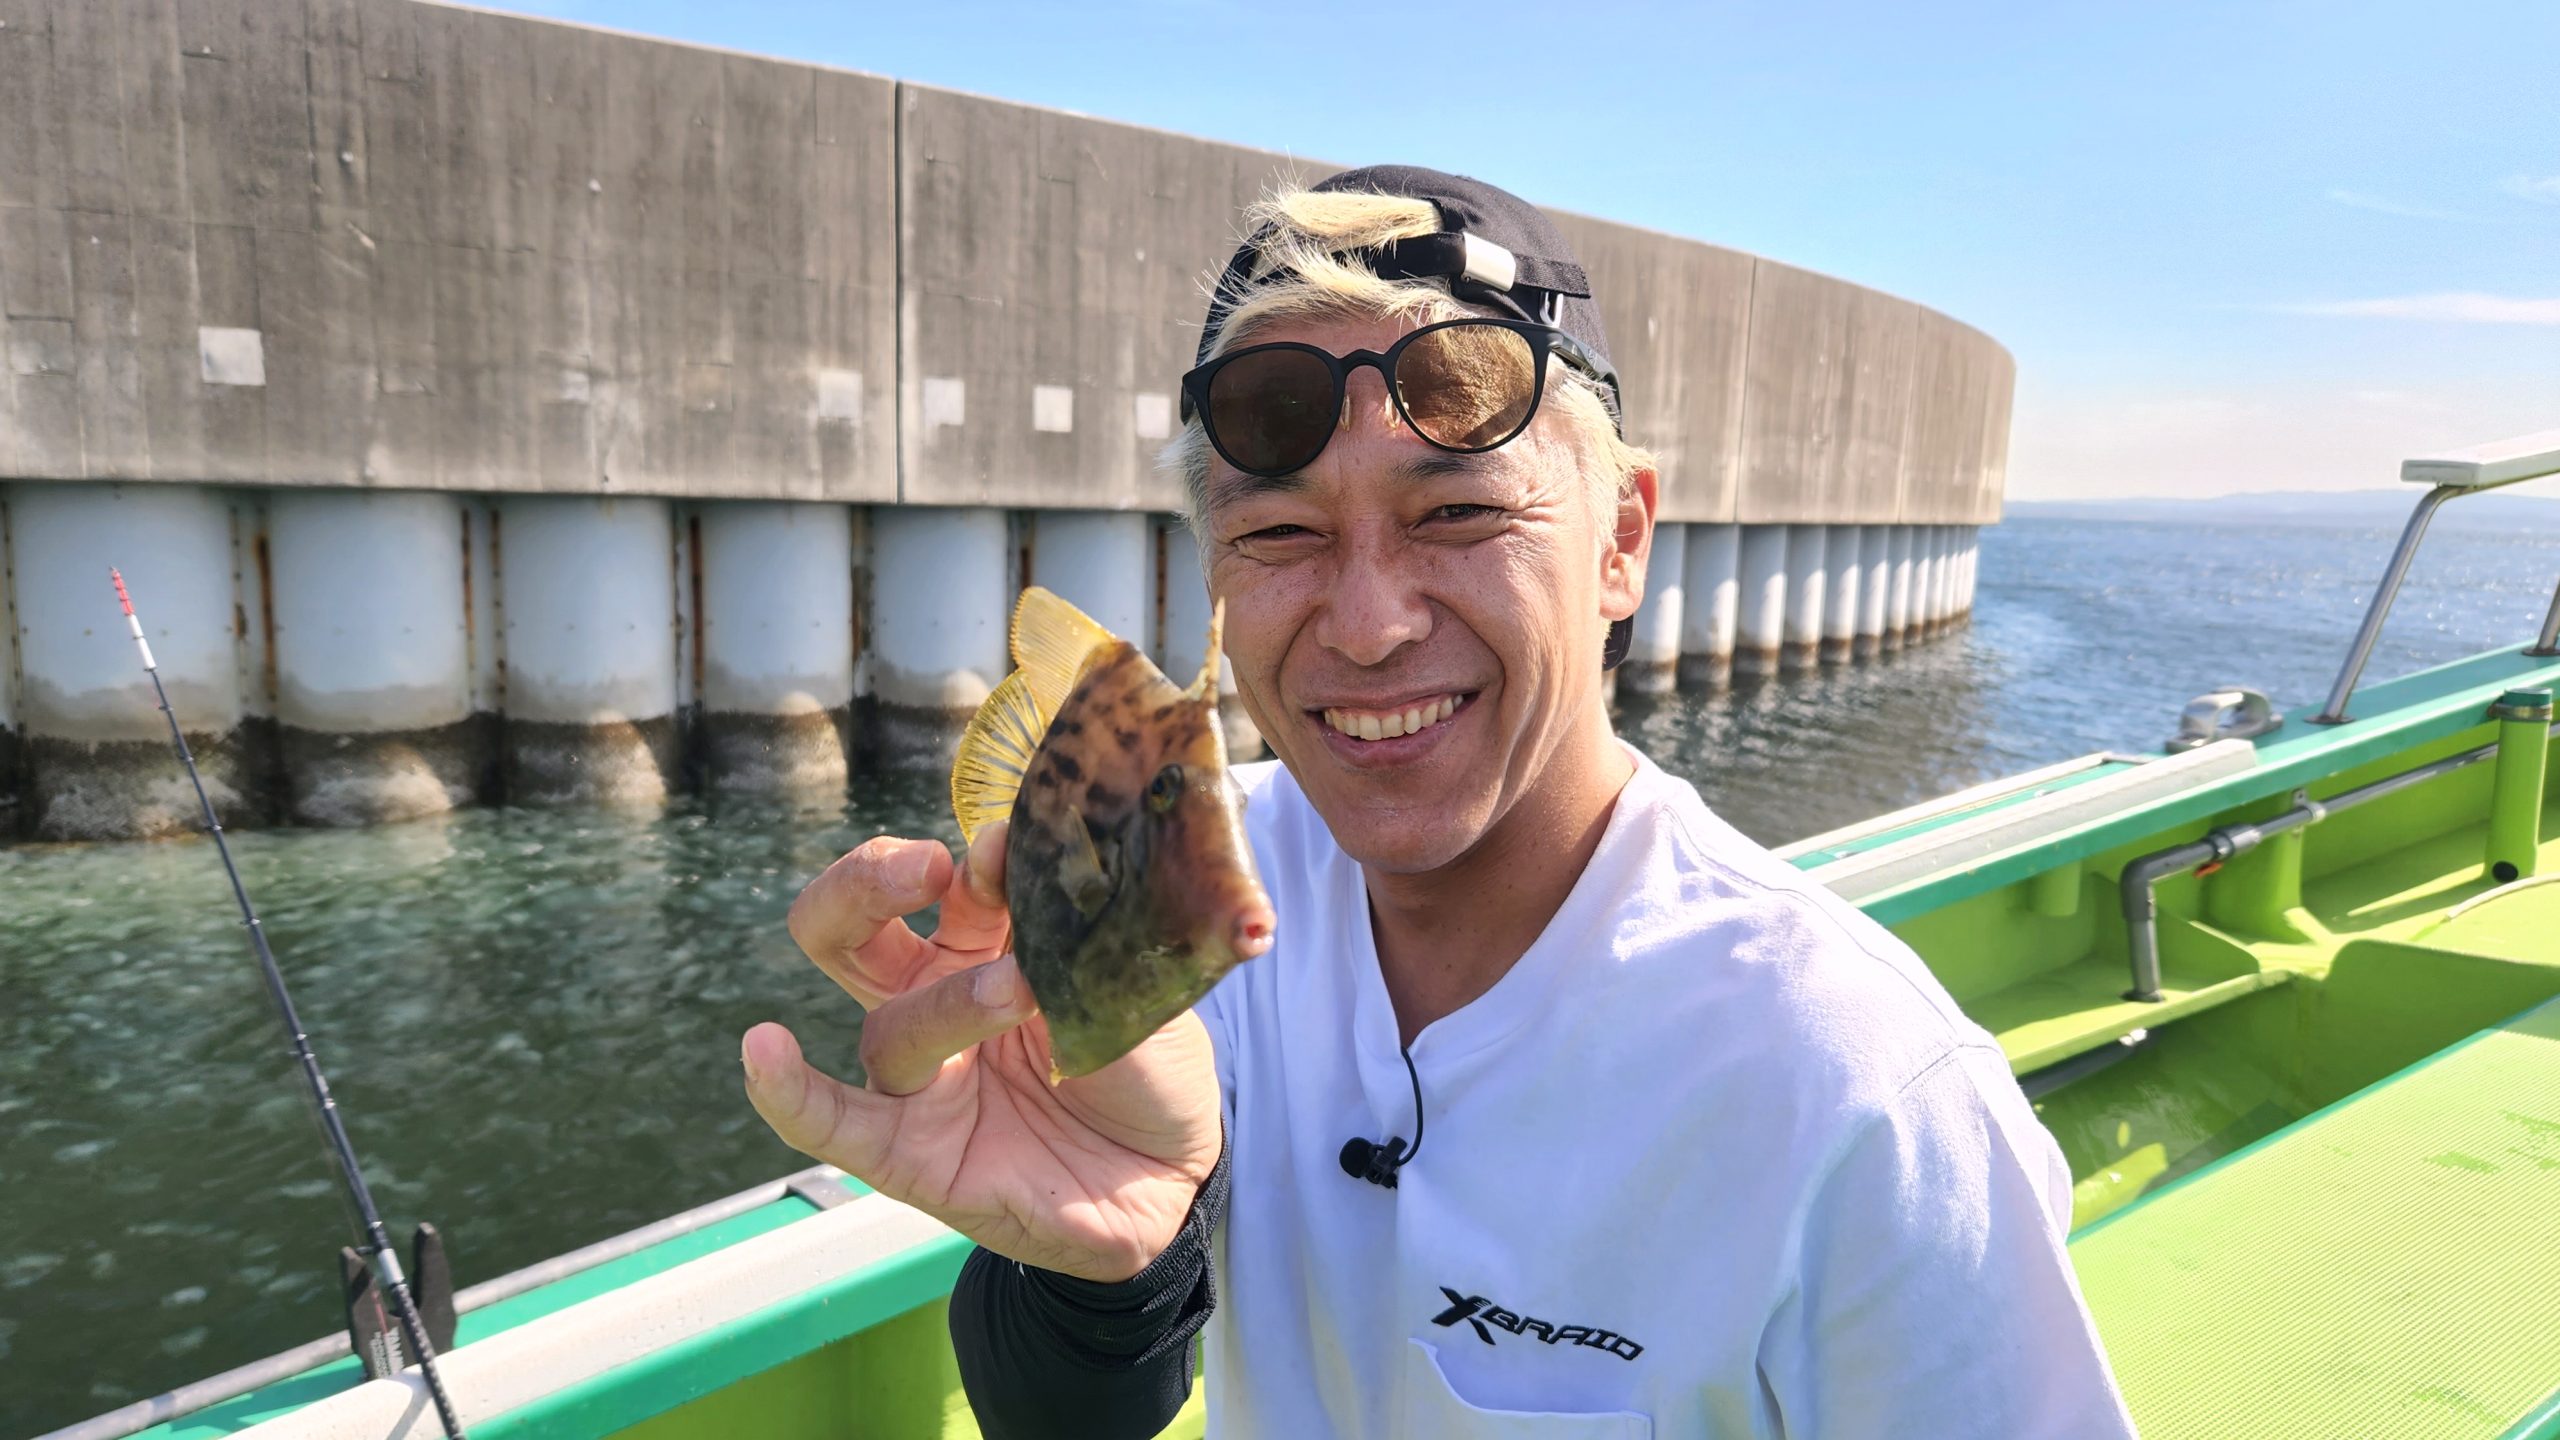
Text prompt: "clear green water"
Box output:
[[6, 515, 2557, 1435]]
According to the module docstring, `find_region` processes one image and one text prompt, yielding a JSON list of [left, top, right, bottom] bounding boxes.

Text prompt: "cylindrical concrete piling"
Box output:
[[1914, 527, 1943, 638], [865, 505, 1013, 768], [1158, 520, 1262, 759], [1885, 526, 1916, 651], [1032, 511, 1153, 656], [266, 489, 485, 826], [0, 496, 17, 831], [1622, 522, 1685, 695], [1856, 525, 1891, 659], [1938, 526, 1963, 634], [1783, 525, 1828, 674], [697, 501, 855, 797], [1735, 525, 1790, 681], [1678, 523, 1740, 690], [9, 483, 269, 839], [499, 496, 681, 806], [1959, 526, 1980, 625], [1820, 525, 1862, 665]]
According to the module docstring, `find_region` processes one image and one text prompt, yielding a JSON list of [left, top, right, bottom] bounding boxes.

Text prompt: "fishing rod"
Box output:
[[112, 569, 469, 1440]]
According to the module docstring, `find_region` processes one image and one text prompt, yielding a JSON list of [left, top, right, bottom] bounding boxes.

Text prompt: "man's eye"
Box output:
[[1428, 504, 1501, 523], [1240, 524, 1310, 542]]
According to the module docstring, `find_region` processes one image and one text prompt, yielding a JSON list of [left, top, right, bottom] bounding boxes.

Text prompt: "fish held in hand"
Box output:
[[952, 587, 1276, 1080]]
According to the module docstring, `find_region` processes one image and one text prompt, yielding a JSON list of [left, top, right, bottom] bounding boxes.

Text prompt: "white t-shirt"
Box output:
[[1193, 748, 2136, 1439]]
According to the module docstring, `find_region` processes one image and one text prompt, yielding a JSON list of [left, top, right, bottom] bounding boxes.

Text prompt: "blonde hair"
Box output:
[[1165, 184, 1655, 527]]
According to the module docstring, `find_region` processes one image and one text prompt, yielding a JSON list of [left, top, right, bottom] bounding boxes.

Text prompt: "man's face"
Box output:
[[1199, 311, 1650, 876]]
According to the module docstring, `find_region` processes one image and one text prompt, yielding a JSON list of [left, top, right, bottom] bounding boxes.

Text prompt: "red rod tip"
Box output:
[[111, 568, 134, 616]]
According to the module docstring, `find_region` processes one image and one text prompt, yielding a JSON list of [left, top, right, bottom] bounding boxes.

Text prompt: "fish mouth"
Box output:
[[1313, 692, 1473, 744]]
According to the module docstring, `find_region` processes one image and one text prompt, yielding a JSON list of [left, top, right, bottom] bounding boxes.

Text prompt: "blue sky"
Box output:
[[491, 1, 2558, 499]]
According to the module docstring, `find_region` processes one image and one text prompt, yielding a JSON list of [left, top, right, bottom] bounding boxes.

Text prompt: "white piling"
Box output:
[[697, 501, 855, 796], [1856, 524, 1891, 659], [1938, 525, 1962, 634], [865, 505, 1013, 768], [1678, 522, 1740, 690], [1959, 525, 1981, 623], [1032, 511, 1153, 656], [1735, 524, 1790, 680], [266, 489, 482, 825], [1884, 525, 1916, 651], [1622, 521, 1685, 694], [1912, 527, 1942, 638], [8, 482, 266, 838], [499, 495, 680, 806], [1820, 523, 1861, 665], [1783, 524, 1828, 673]]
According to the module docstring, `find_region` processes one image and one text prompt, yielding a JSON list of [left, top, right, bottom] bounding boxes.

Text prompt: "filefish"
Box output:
[[952, 587, 1276, 1080]]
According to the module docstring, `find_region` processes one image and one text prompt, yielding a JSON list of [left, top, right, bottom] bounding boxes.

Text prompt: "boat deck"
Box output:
[[2070, 983, 2560, 1440]]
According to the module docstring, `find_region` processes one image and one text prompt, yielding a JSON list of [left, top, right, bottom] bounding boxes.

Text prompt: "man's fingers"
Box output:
[[931, 821, 1013, 957], [786, 836, 954, 1001], [857, 956, 1038, 1097], [741, 1022, 889, 1173]]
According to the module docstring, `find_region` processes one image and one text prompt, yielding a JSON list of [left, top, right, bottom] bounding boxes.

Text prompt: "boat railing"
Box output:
[[2118, 711, 2560, 1003], [36, 1164, 859, 1440], [2314, 428, 2560, 725]]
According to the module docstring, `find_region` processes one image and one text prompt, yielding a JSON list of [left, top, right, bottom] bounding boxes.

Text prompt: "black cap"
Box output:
[[1197, 164, 1636, 669]]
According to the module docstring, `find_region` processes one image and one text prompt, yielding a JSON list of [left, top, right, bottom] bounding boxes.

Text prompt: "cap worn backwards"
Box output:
[[1197, 164, 1623, 431], [1196, 164, 1638, 669]]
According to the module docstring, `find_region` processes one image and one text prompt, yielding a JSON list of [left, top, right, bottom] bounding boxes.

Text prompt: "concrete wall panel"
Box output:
[[897, 84, 1312, 510], [1547, 215, 1752, 524], [1899, 308, 2013, 525], [1735, 261, 1924, 525], [7, 0, 2006, 525]]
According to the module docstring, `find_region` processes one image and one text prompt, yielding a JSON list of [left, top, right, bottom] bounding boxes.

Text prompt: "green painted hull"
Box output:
[[97, 641, 2560, 1440]]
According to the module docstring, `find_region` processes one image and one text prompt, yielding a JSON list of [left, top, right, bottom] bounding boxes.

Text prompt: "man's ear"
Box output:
[[1600, 465, 1659, 623]]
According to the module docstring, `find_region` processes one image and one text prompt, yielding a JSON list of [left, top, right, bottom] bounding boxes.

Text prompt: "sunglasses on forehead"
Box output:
[[1179, 318, 1601, 480]]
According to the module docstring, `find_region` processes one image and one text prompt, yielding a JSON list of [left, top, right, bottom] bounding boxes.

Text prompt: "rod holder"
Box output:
[[2486, 689, 2553, 883]]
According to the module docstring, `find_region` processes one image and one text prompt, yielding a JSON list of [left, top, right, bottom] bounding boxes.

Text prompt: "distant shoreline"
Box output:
[[2008, 489, 2560, 529]]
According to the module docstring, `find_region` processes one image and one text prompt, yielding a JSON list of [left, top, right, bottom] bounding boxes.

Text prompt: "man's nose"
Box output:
[[1314, 538, 1430, 668]]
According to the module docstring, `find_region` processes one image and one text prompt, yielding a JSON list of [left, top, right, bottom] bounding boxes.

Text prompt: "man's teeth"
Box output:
[[1322, 695, 1460, 741]]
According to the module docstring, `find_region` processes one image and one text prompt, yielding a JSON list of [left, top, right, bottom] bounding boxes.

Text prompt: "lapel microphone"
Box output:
[[1340, 1046, 1427, 1189]]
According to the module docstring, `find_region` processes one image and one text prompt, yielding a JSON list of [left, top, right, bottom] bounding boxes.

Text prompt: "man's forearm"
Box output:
[[948, 1141, 1230, 1439]]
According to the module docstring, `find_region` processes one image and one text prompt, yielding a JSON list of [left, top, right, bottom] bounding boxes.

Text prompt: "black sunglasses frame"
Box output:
[[1178, 318, 1576, 480]]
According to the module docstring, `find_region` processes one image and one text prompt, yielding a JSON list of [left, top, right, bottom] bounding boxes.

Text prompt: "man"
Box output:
[[743, 165, 2134, 1437]]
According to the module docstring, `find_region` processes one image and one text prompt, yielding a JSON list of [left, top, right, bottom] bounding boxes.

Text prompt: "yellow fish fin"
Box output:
[[1011, 586, 1117, 717], [950, 669, 1047, 846], [1188, 596, 1226, 700]]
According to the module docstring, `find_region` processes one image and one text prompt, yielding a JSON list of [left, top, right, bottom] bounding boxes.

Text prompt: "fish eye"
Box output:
[[1148, 764, 1185, 813]]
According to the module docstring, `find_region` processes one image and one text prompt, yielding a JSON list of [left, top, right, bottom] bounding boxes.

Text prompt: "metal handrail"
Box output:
[[2315, 428, 2560, 724], [2116, 722, 2556, 1002]]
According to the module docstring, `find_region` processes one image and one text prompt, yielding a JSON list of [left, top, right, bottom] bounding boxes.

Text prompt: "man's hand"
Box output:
[[742, 823, 1224, 1282]]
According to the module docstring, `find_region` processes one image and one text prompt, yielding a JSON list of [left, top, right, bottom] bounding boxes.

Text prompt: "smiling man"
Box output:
[[743, 166, 2134, 1437]]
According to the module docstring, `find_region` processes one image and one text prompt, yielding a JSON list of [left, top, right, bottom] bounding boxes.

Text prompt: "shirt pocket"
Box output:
[[1402, 1339, 1653, 1439]]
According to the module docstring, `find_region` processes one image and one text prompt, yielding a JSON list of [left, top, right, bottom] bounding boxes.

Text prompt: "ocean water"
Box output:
[[5, 513, 2557, 1434]]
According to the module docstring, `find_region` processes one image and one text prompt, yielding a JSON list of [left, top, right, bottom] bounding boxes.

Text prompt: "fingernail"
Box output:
[[974, 962, 1020, 1011]]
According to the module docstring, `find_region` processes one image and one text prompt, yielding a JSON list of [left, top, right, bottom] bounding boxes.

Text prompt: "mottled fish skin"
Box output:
[[1007, 641, 1268, 1078]]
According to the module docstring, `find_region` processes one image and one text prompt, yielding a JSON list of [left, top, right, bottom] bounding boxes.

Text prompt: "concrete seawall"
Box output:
[[0, 0, 2004, 838]]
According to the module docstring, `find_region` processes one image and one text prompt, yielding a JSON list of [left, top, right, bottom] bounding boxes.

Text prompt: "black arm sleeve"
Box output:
[[948, 1139, 1231, 1440]]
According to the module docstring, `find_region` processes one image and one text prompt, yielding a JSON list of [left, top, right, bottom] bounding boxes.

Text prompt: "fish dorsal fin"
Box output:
[[1189, 596, 1226, 700], [1012, 586, 1116, 718], [950, 669, 1047, 846], [1057, 806, 1116, 919]]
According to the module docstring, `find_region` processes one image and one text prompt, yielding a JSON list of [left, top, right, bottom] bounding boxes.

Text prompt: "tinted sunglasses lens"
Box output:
[[1397, 324, 1539, 451], [1207, 348, 1336, 474]]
